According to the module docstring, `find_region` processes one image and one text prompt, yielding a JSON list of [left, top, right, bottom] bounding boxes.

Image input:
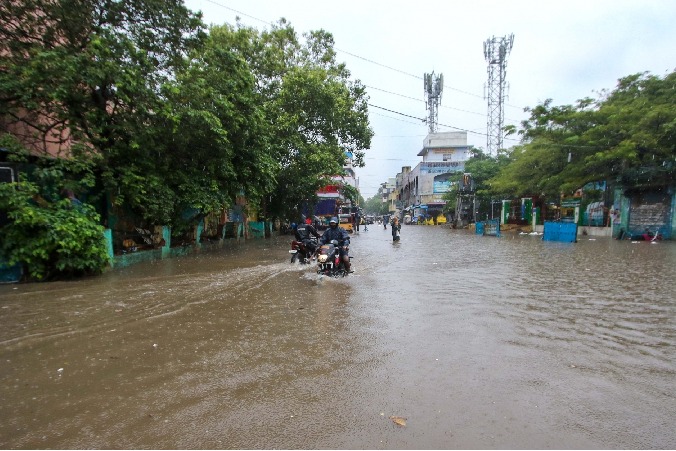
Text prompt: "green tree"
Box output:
[[0, 142, 109, 281], [489, 71, 675, 198], [364, 188, 389, 216], [0, 0, 206, 226], [441, 148, 509, 218], [2, 3, 373, 248], [577, 72, 675, 189], [147, 26, 272, 234], [207, 20, 373, 221]]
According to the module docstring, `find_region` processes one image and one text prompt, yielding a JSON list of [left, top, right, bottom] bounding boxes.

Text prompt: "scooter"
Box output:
[[316, 240, 352, 277]]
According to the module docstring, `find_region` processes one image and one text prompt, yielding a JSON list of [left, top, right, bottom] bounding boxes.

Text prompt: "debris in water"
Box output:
[[389, 416, 407, 427]]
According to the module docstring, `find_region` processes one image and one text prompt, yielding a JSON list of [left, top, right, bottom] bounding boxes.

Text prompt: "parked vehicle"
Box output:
[[316, 240, 352, 277], [338, 214, 353, 233], [617, 228, 663, 242], [289, 236, 319, 264]]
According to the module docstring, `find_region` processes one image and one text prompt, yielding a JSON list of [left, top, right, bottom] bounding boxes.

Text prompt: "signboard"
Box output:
[[420, 162, 464, 174], [433, 179, 452, 193], [561, 199, 581, 207], [317, 185, 340, 194]]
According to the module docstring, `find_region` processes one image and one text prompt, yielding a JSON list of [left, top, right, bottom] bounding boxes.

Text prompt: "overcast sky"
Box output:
[[183, 0, 676, 198]]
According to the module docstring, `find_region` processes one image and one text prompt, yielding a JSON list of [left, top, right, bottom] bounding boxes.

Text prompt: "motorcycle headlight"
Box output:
[[318, 254, 328, 263]]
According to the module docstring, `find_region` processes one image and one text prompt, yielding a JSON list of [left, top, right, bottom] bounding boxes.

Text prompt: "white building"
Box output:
[[399, 131, 470, 218]]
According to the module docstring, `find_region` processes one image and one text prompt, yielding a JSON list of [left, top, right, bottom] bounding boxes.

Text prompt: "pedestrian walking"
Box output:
[[391, 216, 401, 242]]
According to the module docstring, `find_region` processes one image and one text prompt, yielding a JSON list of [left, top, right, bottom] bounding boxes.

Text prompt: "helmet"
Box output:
[[329, 217, 338, 226]]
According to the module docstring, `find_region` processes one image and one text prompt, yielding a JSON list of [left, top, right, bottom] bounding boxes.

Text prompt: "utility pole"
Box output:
[[483, 34, 514, 156], [424, 72, 443, 133]]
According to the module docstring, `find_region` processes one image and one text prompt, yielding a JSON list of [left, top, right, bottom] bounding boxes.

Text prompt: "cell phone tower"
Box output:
[[483, 34, 514, 156], [424, 72, 443, 133]]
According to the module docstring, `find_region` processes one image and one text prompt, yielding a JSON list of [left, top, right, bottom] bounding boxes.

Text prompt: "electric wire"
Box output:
[[191, 0, 540, 197], [368, 103, 522, 144], [365, 84, 523, 122], [193, 0, 526, 112]]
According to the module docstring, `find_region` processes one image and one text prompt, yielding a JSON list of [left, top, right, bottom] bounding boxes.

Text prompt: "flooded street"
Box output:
[[1, 226, 674, 449]]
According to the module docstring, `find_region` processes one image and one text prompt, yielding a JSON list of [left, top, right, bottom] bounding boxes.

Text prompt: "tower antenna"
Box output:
[[483, 34, 514, 156], [424, 71, 443, 133]]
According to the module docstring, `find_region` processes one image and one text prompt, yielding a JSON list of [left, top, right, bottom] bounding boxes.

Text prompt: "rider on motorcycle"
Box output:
[[319, 217, 352, 273], [294, 220, 320, 254]]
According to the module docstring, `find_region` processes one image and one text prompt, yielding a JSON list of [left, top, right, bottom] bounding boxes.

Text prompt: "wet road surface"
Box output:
[[1, 226, 674, 449]]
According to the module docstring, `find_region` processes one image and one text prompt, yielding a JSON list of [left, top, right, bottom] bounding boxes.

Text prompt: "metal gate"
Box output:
[[628, 191, 671, 239]]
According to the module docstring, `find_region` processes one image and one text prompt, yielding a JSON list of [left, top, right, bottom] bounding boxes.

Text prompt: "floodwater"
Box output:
[[0, 226, 674, 449]]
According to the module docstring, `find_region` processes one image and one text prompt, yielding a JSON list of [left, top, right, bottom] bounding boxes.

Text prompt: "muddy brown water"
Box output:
[[0, 226, 674, 449]]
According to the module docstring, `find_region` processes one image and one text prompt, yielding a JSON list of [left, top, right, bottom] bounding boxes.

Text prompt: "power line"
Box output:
[[340, 49, 498, 104], [337, 48, 421, 81], [368, 103, 491, 139], [365, 84, 522, 122], [369, 110, 428, 128], [192, 0, 528, 110], [199, 0, 270, 25], [367, 103, 427, 123]]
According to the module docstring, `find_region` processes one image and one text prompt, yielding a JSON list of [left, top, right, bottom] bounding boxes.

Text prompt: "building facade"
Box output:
[[395, 131, 470, 220]]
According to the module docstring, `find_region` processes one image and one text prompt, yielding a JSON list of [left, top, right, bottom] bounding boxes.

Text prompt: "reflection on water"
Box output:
[[1, 228, 674, 449]]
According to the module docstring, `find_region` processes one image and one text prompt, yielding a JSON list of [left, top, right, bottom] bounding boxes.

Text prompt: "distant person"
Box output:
[[391, 216, 401, 242], [383, 214, 389, 229], [61, 188, 83, 210], [355, 210, 361, 232]]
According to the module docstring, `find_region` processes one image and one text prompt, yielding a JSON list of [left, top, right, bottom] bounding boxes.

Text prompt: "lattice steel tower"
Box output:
[[424, 72, 443, 133], [483, 34, 514, 156]]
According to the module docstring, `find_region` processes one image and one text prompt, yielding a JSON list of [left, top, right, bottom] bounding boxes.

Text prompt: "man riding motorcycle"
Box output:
[[319, 217, 352, 273], [294, 221, 320, 254]]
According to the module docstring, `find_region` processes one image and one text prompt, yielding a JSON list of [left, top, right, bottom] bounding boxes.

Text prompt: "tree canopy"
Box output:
[[1, 1, 373, 228], [488, 71, 675, 199], [207, 20, 372, 219]]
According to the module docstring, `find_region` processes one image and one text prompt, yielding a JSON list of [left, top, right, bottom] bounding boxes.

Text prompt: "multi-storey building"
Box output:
[[394, 131, 469, 220]]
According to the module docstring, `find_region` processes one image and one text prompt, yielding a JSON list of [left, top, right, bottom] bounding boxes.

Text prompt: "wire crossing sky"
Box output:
[[185, 0, 676, 198]]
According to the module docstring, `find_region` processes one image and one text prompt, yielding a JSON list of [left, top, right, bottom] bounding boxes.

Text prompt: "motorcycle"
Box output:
[[316, 239, 352, 277], [289, 236, 319, 264], [618, 228, 663, 241]]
